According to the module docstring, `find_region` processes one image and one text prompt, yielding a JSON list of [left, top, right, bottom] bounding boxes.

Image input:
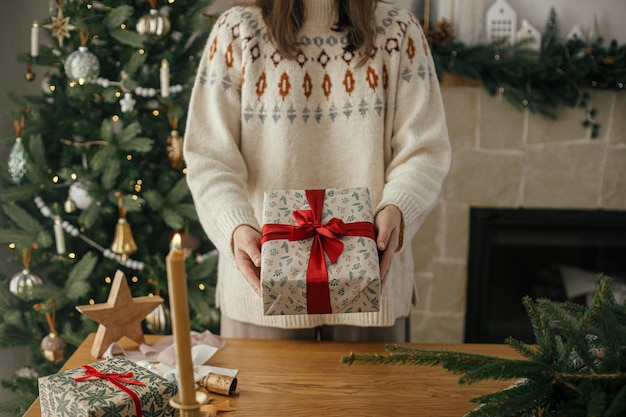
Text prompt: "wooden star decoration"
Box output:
[[43, 7, 76, 47], [76, 270, 164, 358]]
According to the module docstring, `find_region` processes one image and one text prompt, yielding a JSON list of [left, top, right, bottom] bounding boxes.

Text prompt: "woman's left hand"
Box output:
[[374, 204, 403, 290]]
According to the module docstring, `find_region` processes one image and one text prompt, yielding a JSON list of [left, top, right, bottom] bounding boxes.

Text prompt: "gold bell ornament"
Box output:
[[111, 193, 138, 258]]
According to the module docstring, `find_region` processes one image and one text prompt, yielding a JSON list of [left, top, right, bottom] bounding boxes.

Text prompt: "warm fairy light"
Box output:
[[139, 49, 146, 55], [8, 243, 16, 249], [105, 276, 112, 284], [52, 175, 59, 183], [78, 78, 86, 86], [152, 109, 160, 117], [498, 87, 505, 94], [69, 81, 77, 87], [132, 276, 138, 283], [112, 115, 120, 122], [115, 91, 121, 98], [182, 168, 187, 175], [120, 24, 127, 30], [131, 195, 138, 201], [127, 154, 133, 161], [70, 172, 77, 180], [68, 252, 76, 259], [198, 283, 206, 291], [49, 85, 56, 92], [494, 54, 501, 61], [89, 299, 95, 305]]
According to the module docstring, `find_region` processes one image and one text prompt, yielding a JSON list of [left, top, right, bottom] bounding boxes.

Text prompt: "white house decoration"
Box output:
[[486, 0, 517, 44], [516, 19, 541, 51]]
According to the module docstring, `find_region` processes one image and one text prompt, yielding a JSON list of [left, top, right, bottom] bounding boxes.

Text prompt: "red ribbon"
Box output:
[[261, 189, 376, 314], [74, 365, 144, 417]]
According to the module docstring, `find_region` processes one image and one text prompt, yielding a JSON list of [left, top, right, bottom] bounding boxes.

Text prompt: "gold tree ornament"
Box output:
[[34, 300, 66, 363], [43, 6, 76, 47], [110, 193, 138, 258], [76, 270, 164, 358], [136, 0, 171, 37], [166, 117, 184, 169]]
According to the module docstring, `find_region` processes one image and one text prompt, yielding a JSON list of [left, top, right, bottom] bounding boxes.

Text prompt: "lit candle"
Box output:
[[166, 233, 196, 406], [54, 216, 65, 254], [31, 21, 40, 58], [160, 59, 170, 98]]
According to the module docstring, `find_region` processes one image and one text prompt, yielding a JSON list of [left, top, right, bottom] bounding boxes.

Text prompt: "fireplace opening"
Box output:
[[464, 208, 626, 344]]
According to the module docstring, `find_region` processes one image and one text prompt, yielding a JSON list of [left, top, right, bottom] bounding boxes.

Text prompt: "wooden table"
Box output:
[[25, 334, 521, 416]]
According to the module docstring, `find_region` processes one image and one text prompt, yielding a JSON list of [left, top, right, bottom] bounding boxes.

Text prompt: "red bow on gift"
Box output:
[[75, 365, 144, 417], [261, 189, 376, 314]]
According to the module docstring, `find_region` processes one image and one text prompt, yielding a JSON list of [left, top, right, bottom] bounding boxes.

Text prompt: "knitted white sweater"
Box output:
[[184, 0, 451, 328]]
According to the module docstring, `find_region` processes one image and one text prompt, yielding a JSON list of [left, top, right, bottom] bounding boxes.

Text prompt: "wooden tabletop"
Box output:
[[26, 334, 521, 416]]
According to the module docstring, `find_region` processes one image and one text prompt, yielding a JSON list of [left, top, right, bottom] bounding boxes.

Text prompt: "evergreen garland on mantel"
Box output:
[[429, 9, 625, 138], [343, 275, 626, 417]]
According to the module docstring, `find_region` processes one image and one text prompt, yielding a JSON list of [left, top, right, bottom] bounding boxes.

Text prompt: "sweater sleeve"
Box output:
[[183, 9, 259, 266], [377, 12, 452, 248]]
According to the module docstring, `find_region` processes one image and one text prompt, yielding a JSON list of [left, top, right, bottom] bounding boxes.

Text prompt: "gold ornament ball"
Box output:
[[136, 9, 171, 37], [145, 303, 171, 334], [41, 331, 66, 363]]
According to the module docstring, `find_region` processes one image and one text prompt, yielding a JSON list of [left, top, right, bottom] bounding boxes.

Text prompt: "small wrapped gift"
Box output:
[[38, 356, 178, 417], [260, 187, 380, 315]]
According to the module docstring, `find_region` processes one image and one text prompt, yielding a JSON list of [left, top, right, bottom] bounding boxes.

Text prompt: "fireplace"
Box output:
[[464, 207, 626, 344]]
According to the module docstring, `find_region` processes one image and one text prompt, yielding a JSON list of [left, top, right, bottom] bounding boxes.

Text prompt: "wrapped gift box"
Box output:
[[261, 187, 380, 315], [38, 356, 178, 417]]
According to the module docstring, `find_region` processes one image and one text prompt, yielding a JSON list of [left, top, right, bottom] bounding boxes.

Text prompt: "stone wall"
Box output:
[[409, 86, 626, 343]]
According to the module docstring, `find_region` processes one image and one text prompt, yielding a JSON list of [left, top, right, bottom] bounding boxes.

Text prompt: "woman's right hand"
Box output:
[[232, 224, 262, 296]]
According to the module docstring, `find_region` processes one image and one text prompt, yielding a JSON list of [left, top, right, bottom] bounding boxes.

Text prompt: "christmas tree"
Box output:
[[0, 1, 218, 414]]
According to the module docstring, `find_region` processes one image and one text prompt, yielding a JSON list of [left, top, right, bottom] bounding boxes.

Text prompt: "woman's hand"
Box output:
[[232, 224, 262, 296], [374, 205, 403, 290]]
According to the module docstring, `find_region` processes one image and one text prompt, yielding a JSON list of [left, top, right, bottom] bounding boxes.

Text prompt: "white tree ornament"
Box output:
[[486, 0, 517, 44]]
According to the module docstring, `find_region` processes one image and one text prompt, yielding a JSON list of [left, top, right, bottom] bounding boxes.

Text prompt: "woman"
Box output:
[[184, 0, 451, 342]]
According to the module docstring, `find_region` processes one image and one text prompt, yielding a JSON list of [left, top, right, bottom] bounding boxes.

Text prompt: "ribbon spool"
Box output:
[[199, 372, 239, 396]]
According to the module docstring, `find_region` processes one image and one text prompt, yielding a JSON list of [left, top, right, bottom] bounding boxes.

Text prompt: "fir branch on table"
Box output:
[[343, 275, 626, 417]]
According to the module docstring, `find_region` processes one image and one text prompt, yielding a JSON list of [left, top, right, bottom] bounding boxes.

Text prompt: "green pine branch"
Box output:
[[343, 275, 626, 417]]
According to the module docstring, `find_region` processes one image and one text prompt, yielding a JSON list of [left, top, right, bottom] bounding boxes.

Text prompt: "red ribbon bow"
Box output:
[[74, 365, 144, 417], [261, 189, 376, 314]]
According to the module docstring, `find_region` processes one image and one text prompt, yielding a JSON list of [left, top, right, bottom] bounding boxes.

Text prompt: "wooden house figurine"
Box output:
[[486, 0, 517, 44]]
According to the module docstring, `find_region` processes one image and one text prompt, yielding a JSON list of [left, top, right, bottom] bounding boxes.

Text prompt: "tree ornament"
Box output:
[[43, 6, 76, 47], [110, 193, 138, 258], [63, 195, 76, 213], [25, 61, 36, 82], [166, 130, 184, 169], [145, 302, 171, 334], [65, 45, 100, 85], [136, 1, 171, 37], [68, 179, 92, 210], [8, 138, 28, 184], [8, 109, 29, 184], [34, 300, 66, 363], [9, 245, 43, 301], [119, 92, 136, 113]]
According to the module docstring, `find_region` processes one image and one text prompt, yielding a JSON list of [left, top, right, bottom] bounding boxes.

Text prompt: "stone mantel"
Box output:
[[409, 86, 626, 343]]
